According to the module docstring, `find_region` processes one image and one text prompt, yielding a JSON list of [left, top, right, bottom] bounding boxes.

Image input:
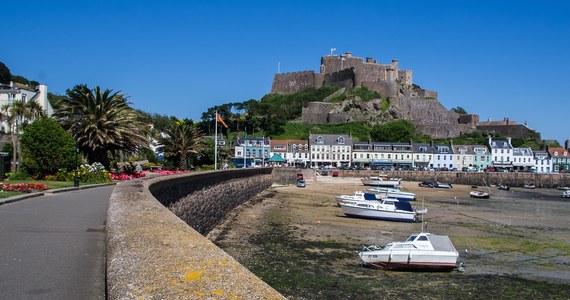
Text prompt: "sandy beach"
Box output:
[[208, 176, 570, 299]]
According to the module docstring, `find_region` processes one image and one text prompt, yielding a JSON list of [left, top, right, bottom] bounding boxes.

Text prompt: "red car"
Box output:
[[332, 170, 339, 177]]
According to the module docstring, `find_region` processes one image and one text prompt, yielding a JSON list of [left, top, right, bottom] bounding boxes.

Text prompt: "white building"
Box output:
[[487, 137, 514, 171], [309, 134, 352, 168], [432, 144, 454, 170], [512, 147, 535, 172], [533, 150, 552, 173], [0, 82, 53, 133]]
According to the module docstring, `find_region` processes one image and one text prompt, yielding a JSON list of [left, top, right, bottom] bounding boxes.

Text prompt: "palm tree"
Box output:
[[53, 84, 149, 169], [0, 99, 46, 172], [157, 122, 204, 170]]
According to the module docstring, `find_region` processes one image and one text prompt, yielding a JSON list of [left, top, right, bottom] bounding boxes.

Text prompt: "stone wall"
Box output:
[[302, 102, 335, 123], [335, 170, 570, 188], [106, 168, 285, 299], [271, 71, 318, 95], [323, 68, 355, 89], [476, 124, 541, 140]]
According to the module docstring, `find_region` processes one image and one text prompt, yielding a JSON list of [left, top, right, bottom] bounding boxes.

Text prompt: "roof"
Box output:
[[267, 153, 286, 162], [488, 139, 513, 149], [512, 147, 533, 156], [433, 144, 453, 154], [309, 134, 352, 146], [548, 147, 570, 158]]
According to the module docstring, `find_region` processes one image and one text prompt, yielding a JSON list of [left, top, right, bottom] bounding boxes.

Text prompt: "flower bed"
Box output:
[[0, 183, 50, 193], [111, 171, 147, 181]]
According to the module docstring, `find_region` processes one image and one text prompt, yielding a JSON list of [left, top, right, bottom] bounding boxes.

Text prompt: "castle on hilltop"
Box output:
[[271, 52, 541, 140], [272, 52, 412, 95]]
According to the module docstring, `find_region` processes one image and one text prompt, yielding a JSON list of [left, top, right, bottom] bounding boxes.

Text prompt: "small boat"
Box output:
[[434, 182, 453, 189], [418, 180, 452, 189], [358, 232, 459, 271], [497, 184, 510, 191], [335, 191, 377, 205], [361, 176, 401, 188], [524, 183, 536, 189], [469, 190, 490, 199], [561, 190, 570, 198], [367, 187, 416, 201], [338, 198, 424, 222], [557, 186, 570, 191]]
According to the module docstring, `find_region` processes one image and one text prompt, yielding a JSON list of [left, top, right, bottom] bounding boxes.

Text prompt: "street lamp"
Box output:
[[71, 110, 81, 188]]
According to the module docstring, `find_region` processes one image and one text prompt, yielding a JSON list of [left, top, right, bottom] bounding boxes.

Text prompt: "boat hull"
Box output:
[[339, 204, 415, 222], [367, 188, 416, 201], [361, 178, 401, 188], [359, 251, 458, 271]]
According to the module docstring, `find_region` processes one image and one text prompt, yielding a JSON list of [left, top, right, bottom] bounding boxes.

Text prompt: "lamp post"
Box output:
[[71, 110, 81, 188]]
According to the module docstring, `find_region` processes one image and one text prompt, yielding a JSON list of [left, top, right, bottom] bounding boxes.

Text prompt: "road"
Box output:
[[0, 185, 114, 300]]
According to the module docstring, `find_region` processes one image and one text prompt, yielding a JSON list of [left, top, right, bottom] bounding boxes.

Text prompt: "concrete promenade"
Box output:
[[0, 185, 114, 300]]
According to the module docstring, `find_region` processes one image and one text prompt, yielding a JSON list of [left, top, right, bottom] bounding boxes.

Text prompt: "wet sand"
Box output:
[[208, 177, 570, 299]]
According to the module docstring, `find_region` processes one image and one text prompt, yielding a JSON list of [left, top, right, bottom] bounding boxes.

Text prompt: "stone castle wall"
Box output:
[[271, 71, 320, 95], [476, 124, 541, 140], [302, 102, 335, 123]]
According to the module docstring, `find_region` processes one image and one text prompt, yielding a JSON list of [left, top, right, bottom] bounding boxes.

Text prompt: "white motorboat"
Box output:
[[358, 232, 459, 271], [360, 176, 401, 188], [469, 190, 490, 199], [524, 183, 536, 189], [561, 190, 570, 198], [335, 191, 377, 205], [338, 198, 424, 222], [366, 187, 416, 201]]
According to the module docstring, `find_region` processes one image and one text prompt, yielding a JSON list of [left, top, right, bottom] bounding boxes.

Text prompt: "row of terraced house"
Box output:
[[230, 134, 570, 173]]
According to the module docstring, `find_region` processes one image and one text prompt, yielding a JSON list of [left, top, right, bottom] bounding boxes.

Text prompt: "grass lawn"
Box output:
[[0, 180, 75, 199]]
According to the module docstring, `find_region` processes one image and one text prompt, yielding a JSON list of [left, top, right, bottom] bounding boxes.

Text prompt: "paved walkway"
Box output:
[[0, 185, 114, 300]]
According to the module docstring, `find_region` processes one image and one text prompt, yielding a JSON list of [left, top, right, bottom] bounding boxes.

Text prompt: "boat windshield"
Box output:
[[405, 235, 417, 242]]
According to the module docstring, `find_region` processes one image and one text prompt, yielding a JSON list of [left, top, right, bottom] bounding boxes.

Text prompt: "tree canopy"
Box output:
[[53, 84, 149, 168], [21, 118, 76, 178], [370, 120, 417, 142], [0, 62, 11, 84]]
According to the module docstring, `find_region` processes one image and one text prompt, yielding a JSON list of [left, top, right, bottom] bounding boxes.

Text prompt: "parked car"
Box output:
[[332, 170, 339, 177], [297, 179, 306, 188]]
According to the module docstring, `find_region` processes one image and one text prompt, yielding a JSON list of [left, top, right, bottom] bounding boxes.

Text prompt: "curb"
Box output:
[[0, 182, 117, 206]]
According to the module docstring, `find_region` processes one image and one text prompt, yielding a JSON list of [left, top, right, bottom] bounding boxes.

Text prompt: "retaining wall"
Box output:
[[336, 170, 570, 188], [106, 168, 285, 299]]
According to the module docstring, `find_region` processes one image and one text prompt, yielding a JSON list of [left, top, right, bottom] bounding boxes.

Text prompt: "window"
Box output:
[[317, 136, 324, 144], [337, 136, 345, 144]]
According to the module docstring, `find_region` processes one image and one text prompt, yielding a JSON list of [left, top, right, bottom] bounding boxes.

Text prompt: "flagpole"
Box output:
[[214, 111, 218, 170]]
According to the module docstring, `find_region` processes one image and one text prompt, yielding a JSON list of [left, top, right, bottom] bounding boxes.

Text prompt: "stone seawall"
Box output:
[[106, 168, 285, 299], [336, 170, 570, 188]]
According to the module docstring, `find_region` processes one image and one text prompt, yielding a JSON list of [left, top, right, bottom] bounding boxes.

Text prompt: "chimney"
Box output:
[[506, 118, 510, 125], [507, 137, 512, 145]]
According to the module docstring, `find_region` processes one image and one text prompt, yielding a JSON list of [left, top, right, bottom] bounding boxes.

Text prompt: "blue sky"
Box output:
[[2, 1, 569, 143]]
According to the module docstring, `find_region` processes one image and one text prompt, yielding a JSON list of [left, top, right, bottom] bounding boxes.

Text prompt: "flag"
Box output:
[[331, 48, 336, 52], [216, 113, 228, 128]]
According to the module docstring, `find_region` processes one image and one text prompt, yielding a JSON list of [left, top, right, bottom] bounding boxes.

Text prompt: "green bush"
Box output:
[[21, 118, 76, 178], [6, 171, 30, 180]]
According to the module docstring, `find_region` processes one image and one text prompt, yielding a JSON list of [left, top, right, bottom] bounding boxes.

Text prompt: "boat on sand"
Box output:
[[358, 232, 459, 271]]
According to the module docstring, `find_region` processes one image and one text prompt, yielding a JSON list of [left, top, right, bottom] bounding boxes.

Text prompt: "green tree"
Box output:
[[451, 106, 468, 115], [157, 122, 204, 170], [11, 75, 29, 86], [0, 100, 47, 172], [0, 62, 11, 84], [21, 118, 76, 178], [53, 84, 149, 169], [371, 120, 416, 142]]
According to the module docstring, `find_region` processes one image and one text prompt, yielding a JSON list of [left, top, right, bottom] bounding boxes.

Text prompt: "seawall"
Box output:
[[334, 170, 570, 188], [106, 168, 286, 299]]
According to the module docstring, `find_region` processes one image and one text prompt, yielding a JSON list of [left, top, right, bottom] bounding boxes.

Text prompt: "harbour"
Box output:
[[209, 177, 570, 299]]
